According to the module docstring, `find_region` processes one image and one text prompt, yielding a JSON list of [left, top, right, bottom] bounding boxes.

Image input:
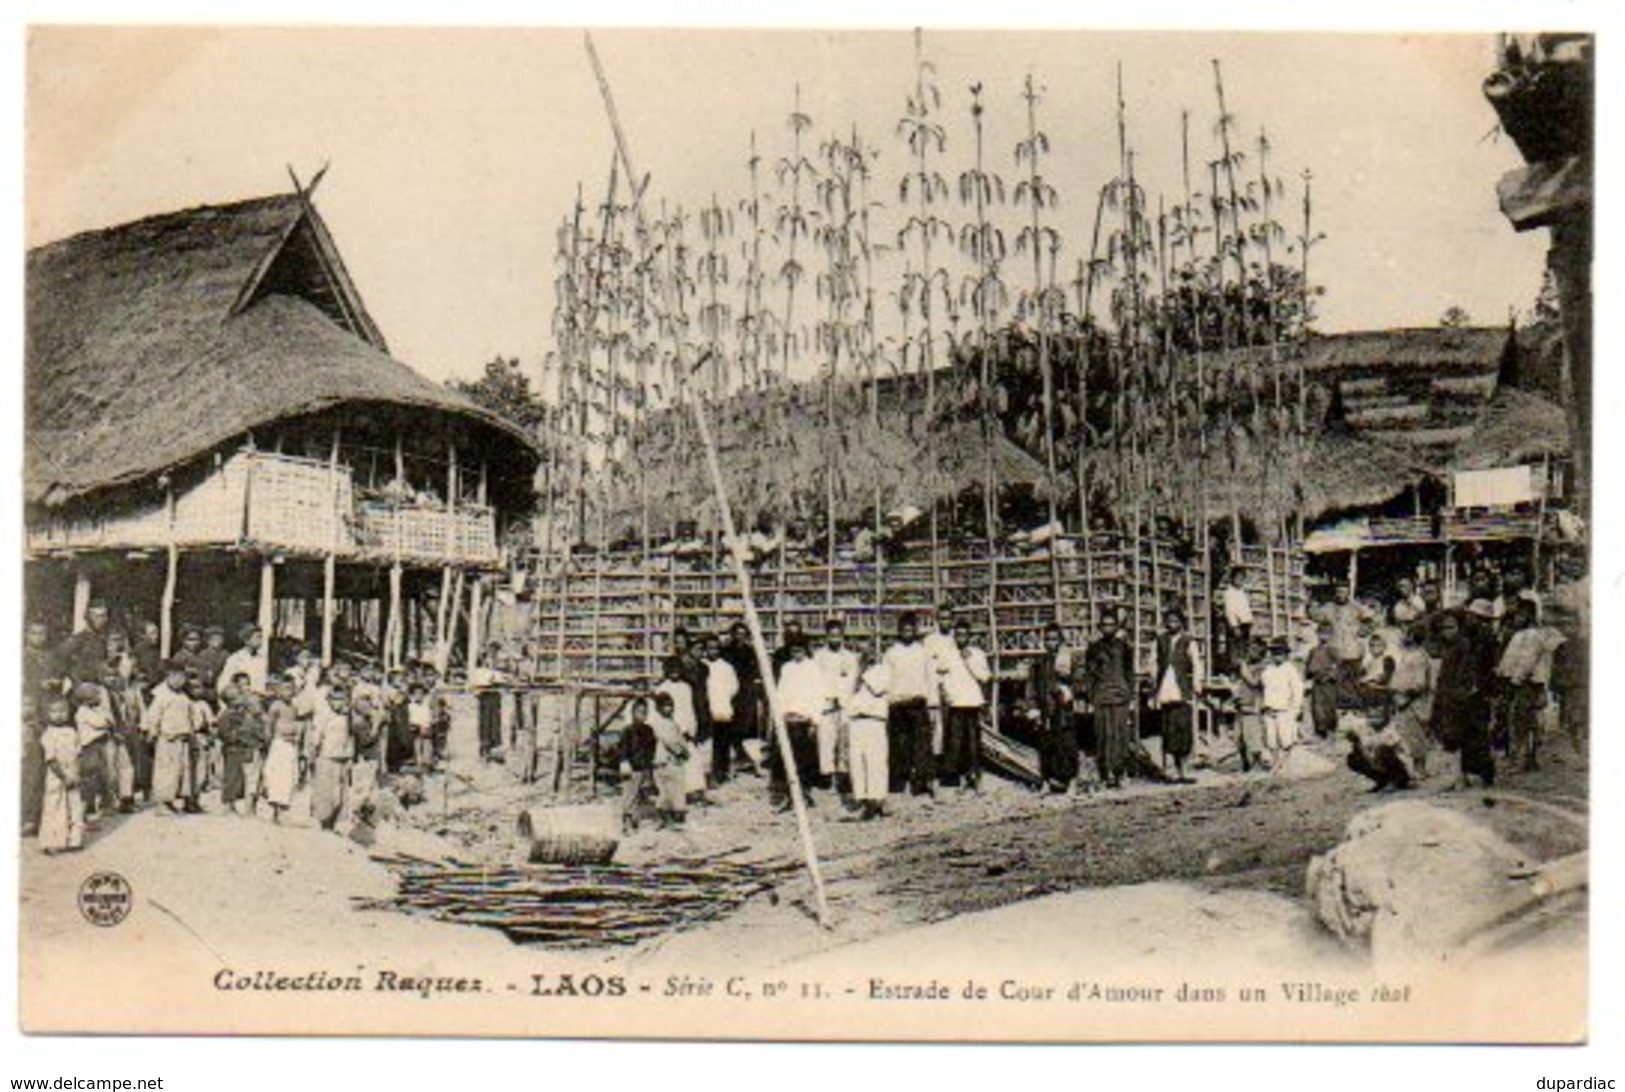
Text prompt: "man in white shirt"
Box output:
[[772, 640, 829, 809], [883, 613, 935, 796], [699, 636, 741, 785], [217, 624, 269, 697], [1222, 567, 1254, 673], [939, 619, 991, 790], [812, 619, 859, 788], [921, 604, 959, 758]]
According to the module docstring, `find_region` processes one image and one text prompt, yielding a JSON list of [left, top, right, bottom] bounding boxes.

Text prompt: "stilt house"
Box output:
[[26, 189, 541, 668]]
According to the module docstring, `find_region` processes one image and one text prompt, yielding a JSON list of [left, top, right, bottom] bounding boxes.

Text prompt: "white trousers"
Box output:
[[848, 716, 889, 802]]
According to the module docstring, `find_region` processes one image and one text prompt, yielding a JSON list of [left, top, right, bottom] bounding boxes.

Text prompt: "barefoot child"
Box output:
[[39, 695, 85, 854], [1260, 639, 1305, 769], [649, 692, 690, 829], [261, 676, 301, 823], [619, 697, 658, 833]]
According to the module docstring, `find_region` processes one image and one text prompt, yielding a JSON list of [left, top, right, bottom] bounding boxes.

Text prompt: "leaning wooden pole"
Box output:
[[690, 366, 831, 929], [584, 33, 830, 928]]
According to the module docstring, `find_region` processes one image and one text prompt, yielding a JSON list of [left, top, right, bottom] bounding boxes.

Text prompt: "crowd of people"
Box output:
[[1217, 559, 1587, 794], [601, 609, 1005, 832], [22, 602, 459, 854], [23, 553, 1586, 854]]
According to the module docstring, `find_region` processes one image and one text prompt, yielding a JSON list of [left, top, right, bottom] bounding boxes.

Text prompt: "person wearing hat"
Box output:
[[1150, 609, 1203, 784], [1083, 609, 1137, 789], [1259, 639, 1305, 768]]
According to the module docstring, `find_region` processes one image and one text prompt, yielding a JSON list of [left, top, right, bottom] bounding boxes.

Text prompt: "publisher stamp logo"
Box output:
[[78, 871, 133, 928]]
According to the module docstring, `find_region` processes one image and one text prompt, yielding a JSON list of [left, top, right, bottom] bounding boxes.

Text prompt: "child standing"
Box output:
[[217, 673, 268, 817], [261, 676, 302, 823], [143, 662, 199, 813], [406, 684, 436, 772], [619, 697, 658, 833], [38, 695, 85, 854], [310, 686, 356, 831], [1304, 622, 1340, 740], [648, 692, 690, 829], [72, 681, 117, 825], [845, 660, 891, 820], [1260, 639, 1306, 768], [1233, 638, 1267, 772]]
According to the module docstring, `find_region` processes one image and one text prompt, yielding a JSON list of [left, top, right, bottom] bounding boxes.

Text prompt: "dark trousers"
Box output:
[[1095, 702, 1133, 784], [78, 742, 114, 815], [1038, 709, 1079, 790], [1507, 682, 1546, 770], [477, 690, 503, 756], [887, 699, 934, 794], [940, 707, 981, 786], [1310, 683, 1339, 738], [711, 717, 736, 781], [769, 715, 819, 803]]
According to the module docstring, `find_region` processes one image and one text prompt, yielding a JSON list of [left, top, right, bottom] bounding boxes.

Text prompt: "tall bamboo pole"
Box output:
[[1020, 72, 1064, 624], [1181, 109, 1215, 664], [583, 33, 828, 925]]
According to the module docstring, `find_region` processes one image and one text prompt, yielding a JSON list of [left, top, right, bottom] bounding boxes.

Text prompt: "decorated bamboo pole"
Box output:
[[1181, 108, 1215, 662], [961, 81, 1007, 676], [898, 30, 949, 605], [1016, 71, 1064, 623]]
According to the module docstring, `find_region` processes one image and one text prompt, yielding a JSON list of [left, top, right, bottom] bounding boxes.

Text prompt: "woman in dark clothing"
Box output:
[[1430, 612, 1495, 788], [1026, 624, 1078, 793], [1085, 609, 1138, 789]]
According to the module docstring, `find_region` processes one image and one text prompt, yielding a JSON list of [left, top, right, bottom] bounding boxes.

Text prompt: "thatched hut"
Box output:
[[26, 189, 540, 668], [602, 381, 1050, 541]]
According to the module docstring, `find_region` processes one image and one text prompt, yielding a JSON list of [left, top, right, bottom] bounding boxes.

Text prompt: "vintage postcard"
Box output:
[[19, 24, 1591, 1041]]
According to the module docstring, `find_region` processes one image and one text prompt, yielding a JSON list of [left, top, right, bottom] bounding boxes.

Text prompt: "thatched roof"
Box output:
[[1191, 425, 1437, 529], [26, 194, 539, 508], [1297, 326, 1512, 374], [606, 384, 1050, 533], [1451, 385, 1570, 470]]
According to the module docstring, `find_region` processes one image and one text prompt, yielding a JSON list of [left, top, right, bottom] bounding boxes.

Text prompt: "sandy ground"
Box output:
[[18, 730, 1588, 1039]]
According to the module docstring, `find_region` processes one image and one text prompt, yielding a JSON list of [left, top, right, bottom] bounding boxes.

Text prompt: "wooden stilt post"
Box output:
[[1348, 548, 1360, 599], [434, 567, 454, 673], [466, 575, 484, 671], [258, 557, 276, 676], [71, 567, 92, 635], [160, 479, 178, 658], [160, 547, 178, 660], [321, 425, 341, 666], [387, 563, 404, 670]]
